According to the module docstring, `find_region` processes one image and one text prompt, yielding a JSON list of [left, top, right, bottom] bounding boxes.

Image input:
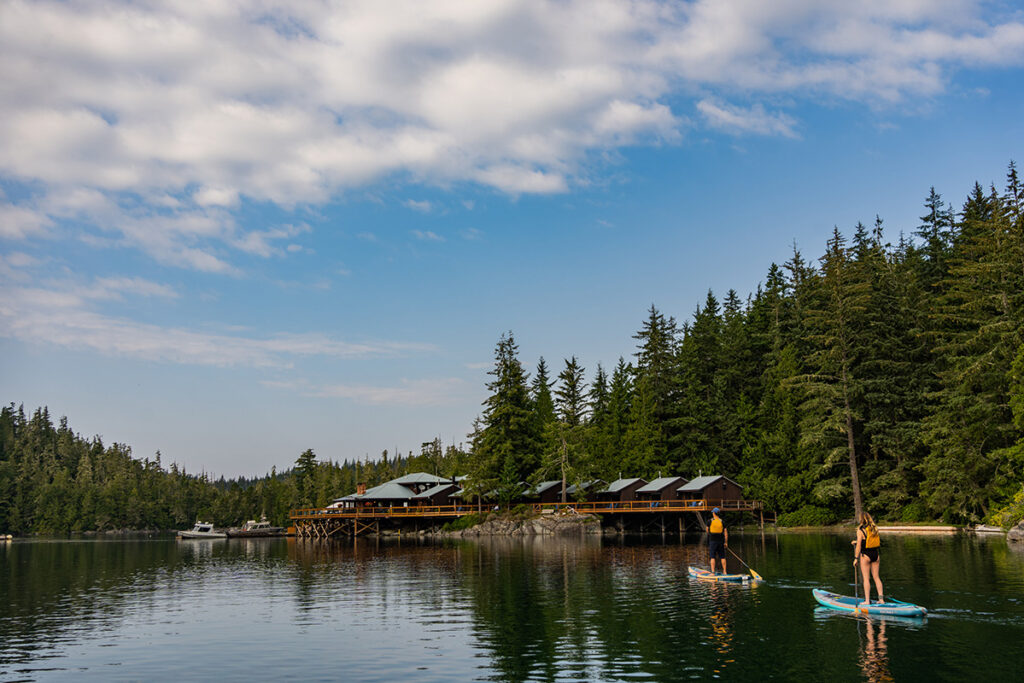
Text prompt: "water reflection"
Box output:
[[2, 534, 1024, 682], [858, 618, 892, 683]]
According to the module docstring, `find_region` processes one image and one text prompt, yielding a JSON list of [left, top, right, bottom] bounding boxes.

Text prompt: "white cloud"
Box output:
[[1, 0, 1021, 268], [3, 251, 40, 268], [266, 377, 468, 406], [0, 280, 434, 367], [403, 199, 433, 213], [88, 277, 178, 300], [460, 227, 483, 240], [0, 203, 51, 239], [0, 251, 42, 282], [193, 186, 240, 208], [411, 229, 444, 242], [697, 99, 799, 138], [232, 223, 310, 258], [475, 164, 568, 194]]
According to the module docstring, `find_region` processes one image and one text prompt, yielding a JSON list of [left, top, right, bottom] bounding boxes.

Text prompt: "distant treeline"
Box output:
[[0, 406, 467, 534], [3, 162, 1024, 533]]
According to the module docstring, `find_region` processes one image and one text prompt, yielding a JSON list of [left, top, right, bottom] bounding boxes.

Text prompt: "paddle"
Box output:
[[726, 546, 764, 581], [854, 557, 859, 601]]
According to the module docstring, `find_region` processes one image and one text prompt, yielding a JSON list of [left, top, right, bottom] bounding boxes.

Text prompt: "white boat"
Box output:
[[226, 516, 285, 538], [177, 521, 228, 539]]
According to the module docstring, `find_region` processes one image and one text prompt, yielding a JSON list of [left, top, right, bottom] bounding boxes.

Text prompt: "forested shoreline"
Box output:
[[3, 163, 1024, 534]]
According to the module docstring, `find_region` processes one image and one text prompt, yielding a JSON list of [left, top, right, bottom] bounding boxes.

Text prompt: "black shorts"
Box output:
[[709, 540, 725, 560], [860, 547, 879, 563]]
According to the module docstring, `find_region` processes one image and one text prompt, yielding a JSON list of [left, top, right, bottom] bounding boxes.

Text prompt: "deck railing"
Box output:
[[290, 498, 761, 520]]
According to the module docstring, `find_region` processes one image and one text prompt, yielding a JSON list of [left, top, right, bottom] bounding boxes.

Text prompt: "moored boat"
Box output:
[[812, 588, 927, 617], [226, 516, 285, 538], [177, 521, 228, 539], [688, 566, 757, 583]]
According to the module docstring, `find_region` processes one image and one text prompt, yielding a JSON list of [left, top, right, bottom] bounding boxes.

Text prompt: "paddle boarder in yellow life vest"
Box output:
[[708, 507, 728, 574], [852, 511, 884, 606]]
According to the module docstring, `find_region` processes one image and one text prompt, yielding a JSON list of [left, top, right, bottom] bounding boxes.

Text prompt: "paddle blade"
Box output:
[[750, 568, 764, 581]]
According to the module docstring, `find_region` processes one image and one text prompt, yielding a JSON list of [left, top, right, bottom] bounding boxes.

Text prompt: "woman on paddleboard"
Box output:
[[709, 507, 728, 574], [852, 511, 884, 606]]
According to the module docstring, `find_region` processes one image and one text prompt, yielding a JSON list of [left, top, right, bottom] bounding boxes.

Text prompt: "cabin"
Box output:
[[677, 475, 744, 507], [522, 480, 564, 504], [635, 476, 689, 502], [351, 481, 418, 507], [565, 479, 606, 502], [412, 482, 461, 506], [328, 472, 452, 509], [595, 478, 648, 503]]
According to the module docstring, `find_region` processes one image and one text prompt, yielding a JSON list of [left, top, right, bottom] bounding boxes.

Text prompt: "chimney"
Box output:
[[357, 482, 367, 495]]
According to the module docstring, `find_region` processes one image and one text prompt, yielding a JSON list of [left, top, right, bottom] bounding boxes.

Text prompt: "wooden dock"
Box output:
[[290, 498, 765, 539]]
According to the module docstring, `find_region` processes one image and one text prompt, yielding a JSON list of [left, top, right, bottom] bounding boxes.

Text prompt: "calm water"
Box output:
[[2, 532, 1023, 682]]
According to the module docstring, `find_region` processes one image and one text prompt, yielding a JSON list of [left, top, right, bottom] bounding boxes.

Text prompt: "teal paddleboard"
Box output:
[[812, 588, 927, 617], [688, 566, 754, 582]]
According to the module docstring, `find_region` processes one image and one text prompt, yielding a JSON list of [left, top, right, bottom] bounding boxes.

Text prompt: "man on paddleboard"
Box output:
[[709, 507, 728, 574]]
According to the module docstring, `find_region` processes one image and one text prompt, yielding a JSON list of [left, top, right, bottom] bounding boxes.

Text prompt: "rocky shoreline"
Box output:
[[435, 512, 602, 537], [1009, 520, 1024, 542]]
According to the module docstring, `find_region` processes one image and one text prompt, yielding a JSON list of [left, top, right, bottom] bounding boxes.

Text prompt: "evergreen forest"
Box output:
[[3, 163, 1024, 533]]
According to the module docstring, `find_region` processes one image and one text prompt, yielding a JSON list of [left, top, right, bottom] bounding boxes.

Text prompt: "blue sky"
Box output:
[[2, 1, 1023, 476]]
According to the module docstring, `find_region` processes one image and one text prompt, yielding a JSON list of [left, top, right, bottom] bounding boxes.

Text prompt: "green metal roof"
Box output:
[[355, 481, 417, 500], [678, 475, 741, 492], [412, 483, 459, 499], [602, 478, 647, 493], [637, 476, 687, 493], [389, 472, 450, 485]]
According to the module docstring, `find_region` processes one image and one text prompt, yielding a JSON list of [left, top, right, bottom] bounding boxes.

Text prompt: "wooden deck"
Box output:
[[290, 498, 765, 539]]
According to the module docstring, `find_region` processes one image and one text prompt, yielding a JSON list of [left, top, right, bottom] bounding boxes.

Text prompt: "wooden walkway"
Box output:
[[290, 498, 765, 539]]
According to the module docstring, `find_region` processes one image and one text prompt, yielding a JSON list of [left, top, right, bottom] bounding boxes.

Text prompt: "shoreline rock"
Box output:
[[435, 512, 601, 537], [1008, 520, 1024, 542]]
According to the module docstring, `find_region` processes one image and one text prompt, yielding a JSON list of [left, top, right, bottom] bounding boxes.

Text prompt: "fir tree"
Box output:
[[798, 228, 870, 520], [470, 332, 539, 496]]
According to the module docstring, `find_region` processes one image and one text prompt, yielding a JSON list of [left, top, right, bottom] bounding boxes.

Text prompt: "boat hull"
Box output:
[[177, 531, 227, 539], [688, 566, 753, 582], [812, 588, 927, 617]]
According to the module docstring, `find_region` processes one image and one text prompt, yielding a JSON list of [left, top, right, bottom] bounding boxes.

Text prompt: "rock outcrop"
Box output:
[[441, 512, 601, 537], [1008, 519, 1024, 542]]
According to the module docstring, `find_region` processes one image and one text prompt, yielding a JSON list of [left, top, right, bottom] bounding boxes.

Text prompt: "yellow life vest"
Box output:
[[710, 517, 724, 534], [861, 525, 880, 549]]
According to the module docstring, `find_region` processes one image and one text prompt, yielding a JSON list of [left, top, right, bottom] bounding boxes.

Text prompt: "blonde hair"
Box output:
[[859, 511, 877, 535]]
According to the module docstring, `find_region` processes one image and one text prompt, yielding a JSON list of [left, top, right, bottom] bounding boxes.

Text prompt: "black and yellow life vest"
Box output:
[[860, 524, 880, 549], [709, 517, 724, 534]]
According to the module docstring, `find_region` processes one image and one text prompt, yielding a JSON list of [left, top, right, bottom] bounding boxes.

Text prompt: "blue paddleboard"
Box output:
[[688, 566, 754, 582], [812, 588, 926, 617]]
